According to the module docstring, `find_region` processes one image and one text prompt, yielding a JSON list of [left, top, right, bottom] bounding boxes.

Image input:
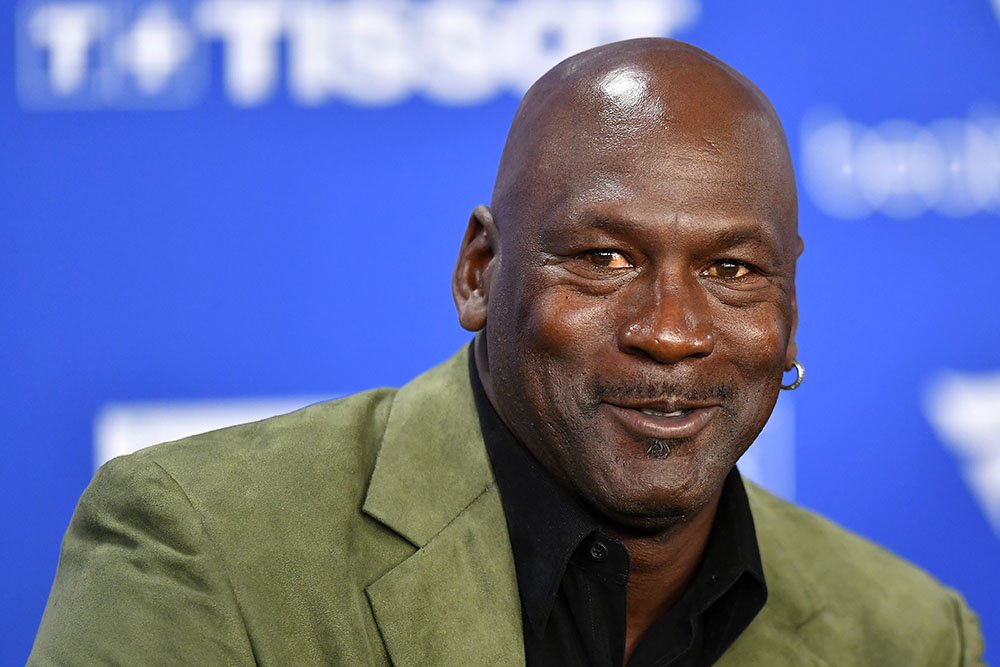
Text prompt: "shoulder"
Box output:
[[123, 387, 397, 504], [744, 482, 984, 665], [92, 344, 477, 545], [31, 389, 406, 665], [95, 386, 405, 567], [746, 480, 939, 591]]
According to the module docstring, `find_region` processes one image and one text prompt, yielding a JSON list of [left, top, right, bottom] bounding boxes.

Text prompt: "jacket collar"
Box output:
[[362, 346, 491, 547], [361, 347, 525, 666]]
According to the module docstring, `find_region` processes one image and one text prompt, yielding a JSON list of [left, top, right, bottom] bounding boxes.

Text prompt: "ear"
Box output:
[[784, 294, 799, 371], [452, 205, 499, 332], [784, 235, 804, 371]]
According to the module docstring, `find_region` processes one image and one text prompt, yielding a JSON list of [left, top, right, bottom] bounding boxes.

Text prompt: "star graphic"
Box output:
[[115, 3, 194, 94]]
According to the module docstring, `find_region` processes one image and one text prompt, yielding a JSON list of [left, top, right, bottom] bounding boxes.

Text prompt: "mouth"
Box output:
[[603, 401, 719, 440], [637, 407, 690, 418]]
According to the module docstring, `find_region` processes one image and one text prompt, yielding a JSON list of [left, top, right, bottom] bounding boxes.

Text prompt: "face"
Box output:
[[455, 62, 800, 530]]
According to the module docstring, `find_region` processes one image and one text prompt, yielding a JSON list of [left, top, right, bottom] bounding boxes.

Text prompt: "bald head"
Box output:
[[491, 38, 797, 238]]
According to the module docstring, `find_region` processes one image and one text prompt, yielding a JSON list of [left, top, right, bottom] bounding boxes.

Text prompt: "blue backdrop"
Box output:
[[3, 0, 999, 662]]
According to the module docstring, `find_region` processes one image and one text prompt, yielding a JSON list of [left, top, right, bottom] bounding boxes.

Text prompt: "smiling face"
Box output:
[[454, 40, 800, 530]]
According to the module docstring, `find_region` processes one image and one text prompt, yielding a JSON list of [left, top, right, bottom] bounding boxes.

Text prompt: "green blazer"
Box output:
[[30, 348, 985, 665]]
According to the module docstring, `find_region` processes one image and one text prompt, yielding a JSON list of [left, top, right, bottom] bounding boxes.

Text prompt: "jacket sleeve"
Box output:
[[29, 455, 256, 666]]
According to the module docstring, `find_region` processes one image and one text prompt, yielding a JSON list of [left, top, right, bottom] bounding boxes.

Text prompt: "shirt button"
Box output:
[[589, 541, 609, 562]]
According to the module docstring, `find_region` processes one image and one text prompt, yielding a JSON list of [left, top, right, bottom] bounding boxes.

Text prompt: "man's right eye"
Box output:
[[584, 250, 632, 269]]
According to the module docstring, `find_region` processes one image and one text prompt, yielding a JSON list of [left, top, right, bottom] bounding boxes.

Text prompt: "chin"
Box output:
[[581, 444, 735, 532], [582, 474, 721, 533]]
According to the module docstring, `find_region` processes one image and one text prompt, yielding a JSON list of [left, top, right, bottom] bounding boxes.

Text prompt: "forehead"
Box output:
[[492, 46, 798, 252], [523, 114, 797, 253]]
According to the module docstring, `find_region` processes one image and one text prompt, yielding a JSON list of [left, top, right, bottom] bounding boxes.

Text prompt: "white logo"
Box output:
[[926, 371, 1000, 537], [94, 396, 330, 468], [17, 0, 700, 109], [800, 109, 1000, 220]]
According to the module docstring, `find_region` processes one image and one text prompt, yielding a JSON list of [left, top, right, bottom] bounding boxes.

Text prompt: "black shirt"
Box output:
[[468, 349, 767, 666]]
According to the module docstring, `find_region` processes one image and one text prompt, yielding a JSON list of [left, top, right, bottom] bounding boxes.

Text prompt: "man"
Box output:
[[31, 39, 983, 665]]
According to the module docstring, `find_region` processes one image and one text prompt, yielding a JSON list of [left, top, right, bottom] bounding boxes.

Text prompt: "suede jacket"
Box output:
[[30, 348, 985, 665]]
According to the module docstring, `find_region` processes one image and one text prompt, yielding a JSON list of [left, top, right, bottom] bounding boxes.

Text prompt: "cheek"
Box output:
[[519, 289, 615, 359], [714, 306, 790, 435], [504, 290, 616, 431], [716, 305, 791, 370]]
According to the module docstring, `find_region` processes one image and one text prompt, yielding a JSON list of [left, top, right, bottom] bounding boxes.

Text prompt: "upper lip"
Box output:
[[604, 398, 720, 413]]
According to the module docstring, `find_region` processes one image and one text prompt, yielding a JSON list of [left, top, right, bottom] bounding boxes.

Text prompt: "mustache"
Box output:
[[591, 379, 735, 405]]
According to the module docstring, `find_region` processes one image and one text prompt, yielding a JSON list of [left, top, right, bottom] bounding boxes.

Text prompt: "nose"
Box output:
[[617, 272, 715, 363]]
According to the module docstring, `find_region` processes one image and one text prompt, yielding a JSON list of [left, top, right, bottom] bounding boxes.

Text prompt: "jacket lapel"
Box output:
[[361, 348, 525, 666]]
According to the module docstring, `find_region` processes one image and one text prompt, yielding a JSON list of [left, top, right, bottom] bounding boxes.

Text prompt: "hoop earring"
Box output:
[[781, 360, 805, 391]]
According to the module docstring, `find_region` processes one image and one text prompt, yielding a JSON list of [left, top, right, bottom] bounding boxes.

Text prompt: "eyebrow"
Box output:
[[587, 215, 781, 249], [707, 228, 777, 249]]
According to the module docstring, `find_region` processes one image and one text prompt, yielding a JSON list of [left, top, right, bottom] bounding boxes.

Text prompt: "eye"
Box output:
[[584, 250, 632, 270], [706, 259, 752, 280]]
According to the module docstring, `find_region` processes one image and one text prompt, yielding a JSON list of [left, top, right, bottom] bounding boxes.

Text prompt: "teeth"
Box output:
[[640, 408, 686, 417]]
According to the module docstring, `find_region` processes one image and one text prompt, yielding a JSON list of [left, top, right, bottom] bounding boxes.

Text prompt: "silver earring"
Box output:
[[781, 360, 805, 391]]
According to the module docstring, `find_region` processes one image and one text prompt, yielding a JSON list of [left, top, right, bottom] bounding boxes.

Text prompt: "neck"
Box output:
[[615, 489, 722, 663]]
